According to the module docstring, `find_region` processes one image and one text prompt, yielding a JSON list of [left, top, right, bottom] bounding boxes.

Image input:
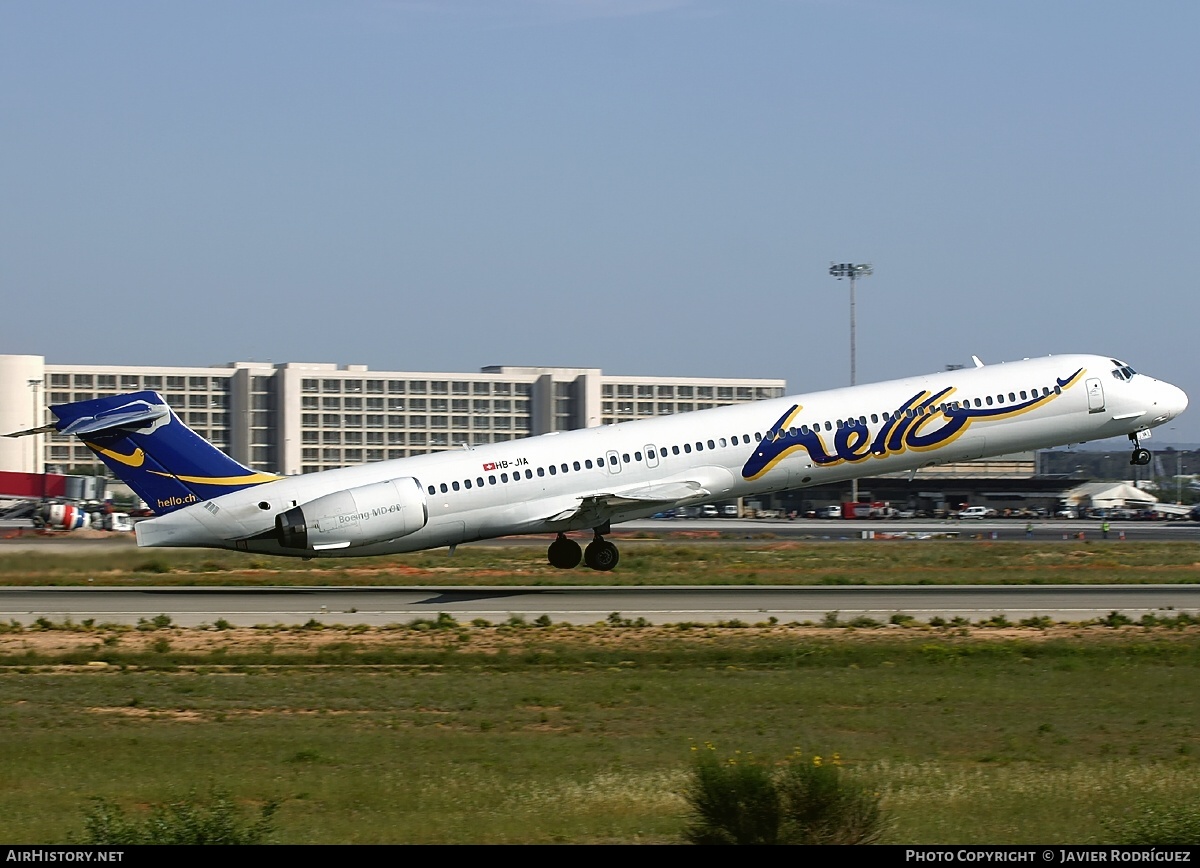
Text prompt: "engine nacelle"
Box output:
[[275, 477, 428, 551]]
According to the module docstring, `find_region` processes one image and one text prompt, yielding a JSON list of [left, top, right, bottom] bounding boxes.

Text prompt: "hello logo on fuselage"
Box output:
[[741, 368, 1084, 481]]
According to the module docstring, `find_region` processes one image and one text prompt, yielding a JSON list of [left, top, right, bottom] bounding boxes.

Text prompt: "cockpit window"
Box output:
[[1111, 365, 1138, 382]]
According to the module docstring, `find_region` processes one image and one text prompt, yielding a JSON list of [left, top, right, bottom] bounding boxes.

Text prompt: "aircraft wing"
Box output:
[[540, 480, 711, 524]]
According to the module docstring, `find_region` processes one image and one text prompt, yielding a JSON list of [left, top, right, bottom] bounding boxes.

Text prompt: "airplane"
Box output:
[[5, 354, 1187, 570]]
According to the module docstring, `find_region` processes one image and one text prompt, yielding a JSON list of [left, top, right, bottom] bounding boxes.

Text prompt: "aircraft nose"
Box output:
[[1152, 379, 1190, 424], [1163, 382, 1189, 420]]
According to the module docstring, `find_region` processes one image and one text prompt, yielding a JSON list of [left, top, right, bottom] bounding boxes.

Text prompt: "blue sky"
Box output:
[[2, 1, 1197, 440]]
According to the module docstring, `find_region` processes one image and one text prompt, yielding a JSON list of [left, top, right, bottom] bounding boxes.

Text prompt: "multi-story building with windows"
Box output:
[[0, 355, 786, 476]]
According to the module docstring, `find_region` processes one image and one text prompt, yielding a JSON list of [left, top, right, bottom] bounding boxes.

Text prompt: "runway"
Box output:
[[3, 583, 1199, 627], [1, 517, 1198, 554]]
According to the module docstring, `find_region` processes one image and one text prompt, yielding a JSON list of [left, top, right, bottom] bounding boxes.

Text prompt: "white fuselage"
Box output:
[[135, 354, 1188, 557]]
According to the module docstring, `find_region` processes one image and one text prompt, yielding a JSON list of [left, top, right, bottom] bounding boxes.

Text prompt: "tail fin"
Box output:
[[49, 391, 279, 514]]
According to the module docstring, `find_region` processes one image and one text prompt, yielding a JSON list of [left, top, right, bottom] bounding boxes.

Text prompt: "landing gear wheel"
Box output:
[[547, 534, 582, 569], [1131, 448, 1152, 466], [583, 539, 620, 572]]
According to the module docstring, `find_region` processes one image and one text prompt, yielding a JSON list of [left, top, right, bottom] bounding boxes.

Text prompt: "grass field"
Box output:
[[1, 626, 1199, 843], [2, 537, 1200, 586], [1, 540, 1198, 844]]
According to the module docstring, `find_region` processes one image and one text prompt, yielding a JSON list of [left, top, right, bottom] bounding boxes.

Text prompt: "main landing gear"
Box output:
[[1129, 433, 1152, 466], [547, 529, 620, 572], [547, 533, 582, 569]]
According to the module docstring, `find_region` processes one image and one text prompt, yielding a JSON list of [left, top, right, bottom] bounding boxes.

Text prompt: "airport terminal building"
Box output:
[[0, 355, 787, 477]]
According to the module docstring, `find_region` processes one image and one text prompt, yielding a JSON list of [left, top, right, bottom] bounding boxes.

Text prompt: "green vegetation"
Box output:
[[0, 632, 1199, 843], [2, 539, 1200, 587], [684, 746, 885, 844], [1107, 802, 1200, 845], [83, 789, 279, 844]]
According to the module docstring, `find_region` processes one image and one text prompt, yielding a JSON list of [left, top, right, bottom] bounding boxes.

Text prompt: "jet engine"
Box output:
[[275, 477, 427, 551]]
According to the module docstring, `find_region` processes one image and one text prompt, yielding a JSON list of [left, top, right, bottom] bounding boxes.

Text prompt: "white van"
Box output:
[[958, 506, 992, 519]]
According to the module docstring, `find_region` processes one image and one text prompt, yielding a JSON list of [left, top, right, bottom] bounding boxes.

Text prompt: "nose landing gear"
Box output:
[[1129, 433, 1152, 466]]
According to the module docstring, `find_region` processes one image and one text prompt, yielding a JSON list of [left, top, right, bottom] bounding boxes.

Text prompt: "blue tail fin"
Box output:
[[50, 391, 279, 514]]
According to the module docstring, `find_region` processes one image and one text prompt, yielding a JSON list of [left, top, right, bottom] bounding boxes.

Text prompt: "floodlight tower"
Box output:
[[828, 262, 872, 387], [829, 263, 872, 508]]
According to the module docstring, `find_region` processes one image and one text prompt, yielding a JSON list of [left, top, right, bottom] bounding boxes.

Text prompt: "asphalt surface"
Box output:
[[2, 584, 1198, 627]]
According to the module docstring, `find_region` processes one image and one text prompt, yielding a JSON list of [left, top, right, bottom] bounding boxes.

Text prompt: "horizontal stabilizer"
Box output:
[[3, 423, 58, 438], [59, 403, 170, 437]]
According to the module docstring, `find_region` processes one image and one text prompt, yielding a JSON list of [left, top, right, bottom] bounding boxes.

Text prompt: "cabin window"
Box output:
[[573, 461, 581, 471], [719, 438, 727, 447], [489, 475, 496, 485], [659, 447, 668, 458], [870, 413, 878, 423], [754, 432, 762, 441], [584, 459, 593, 469], [672, 445, 680, 455], [523, 469, 531, 479], [537, 467, 545, 477], [464, 479, 472, 489], [634, 452, 642, 461], [440, 483, 448, 493], [684, 443, 692, 453], [427, 485, 436, 495], [985, 396, 993, 405], [695, 442, 704, 452], [1054, 385, 1061, 395], [452, 481, 460, 491], [501, 473, 509, 482], [548, 465, 557, 476]]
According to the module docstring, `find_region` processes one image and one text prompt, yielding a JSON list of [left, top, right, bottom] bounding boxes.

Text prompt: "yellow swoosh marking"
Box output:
[[148, 470, 281, 486], [86, 443, 146, 467]]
